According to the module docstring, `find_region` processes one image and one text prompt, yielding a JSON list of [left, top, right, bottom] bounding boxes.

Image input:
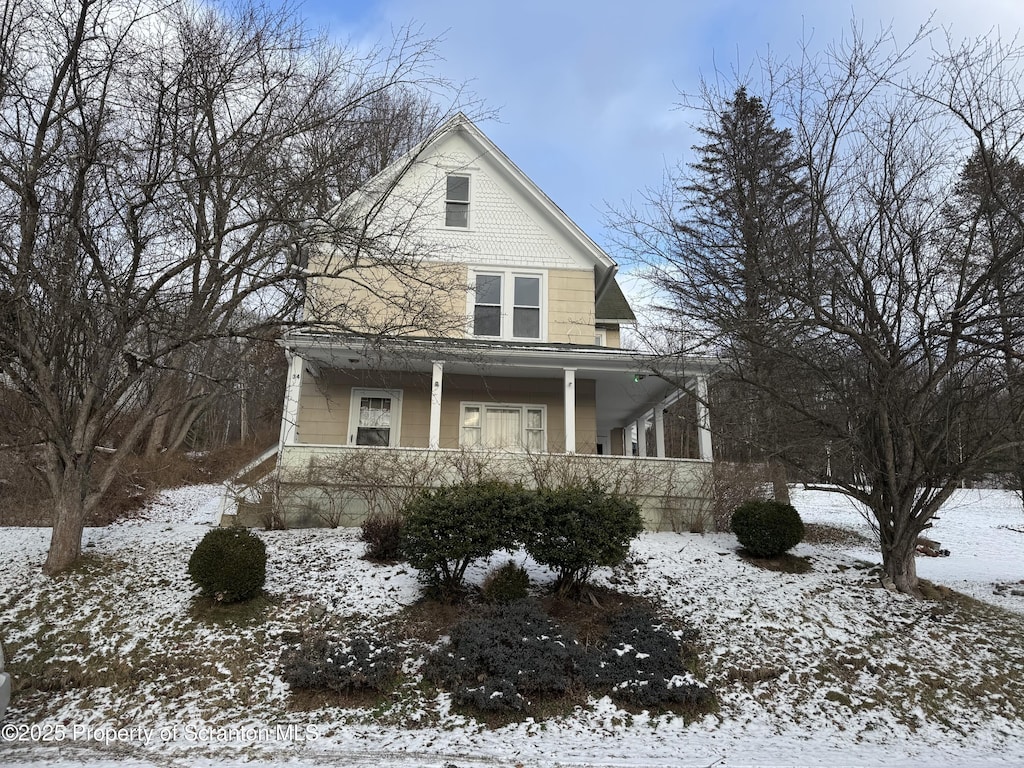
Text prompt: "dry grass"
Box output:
[[0, 441, 267, 527]]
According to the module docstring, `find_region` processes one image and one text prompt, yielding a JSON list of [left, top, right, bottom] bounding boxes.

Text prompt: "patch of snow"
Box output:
[[0, 484, 1022, 767]]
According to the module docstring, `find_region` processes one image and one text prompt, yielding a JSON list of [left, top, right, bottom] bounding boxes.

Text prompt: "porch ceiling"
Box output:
[[283, 331, 715, 429]]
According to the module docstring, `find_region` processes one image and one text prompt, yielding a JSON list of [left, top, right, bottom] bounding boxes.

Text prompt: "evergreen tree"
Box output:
[[663, 87, 809, 499]]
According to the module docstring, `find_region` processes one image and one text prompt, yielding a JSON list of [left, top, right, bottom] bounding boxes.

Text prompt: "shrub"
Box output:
[[524, 482, 643, 595], [581, 607, 713, 708], [280, 634, 398, 695], [361, 511, 404, 562], [400, 480, 532, 600], [481, 560, 531, 604], [187, 527, 267, 603], [423, 601, 582, 712], [730, 499, 805, 558]]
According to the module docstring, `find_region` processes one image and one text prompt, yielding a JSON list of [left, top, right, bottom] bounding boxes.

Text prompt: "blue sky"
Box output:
[[299, 0, 1024, 260]]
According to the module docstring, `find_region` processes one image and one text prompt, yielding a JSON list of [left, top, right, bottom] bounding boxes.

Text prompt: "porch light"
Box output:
[[633, 374, 646, 382]]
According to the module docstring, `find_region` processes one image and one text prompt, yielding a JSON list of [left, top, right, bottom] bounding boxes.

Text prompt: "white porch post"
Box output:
[[654, 407, 666, 458], [696, 374, 713, 461], [428, 360, 444, 449], [279, 352, 304, 445], [563, 368, 576, 453], [636, 416, 647, 458]]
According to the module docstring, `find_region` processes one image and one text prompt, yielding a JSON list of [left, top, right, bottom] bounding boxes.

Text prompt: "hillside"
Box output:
[[0, 485, 1022, 767]]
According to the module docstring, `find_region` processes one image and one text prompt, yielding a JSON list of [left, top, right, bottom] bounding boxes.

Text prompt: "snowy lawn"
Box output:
[[0, 484, 1022, 767]]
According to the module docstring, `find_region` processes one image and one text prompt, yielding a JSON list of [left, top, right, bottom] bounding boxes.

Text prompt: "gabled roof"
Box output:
[[441, 113, 617, 272], [352, 112, 618, 274]]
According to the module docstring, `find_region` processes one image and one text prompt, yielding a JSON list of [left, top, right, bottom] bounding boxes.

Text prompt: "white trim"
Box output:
[[348, 388, 404, 447], [429, 361, 444, 449], [467, 267, 547, 342], [654, 408, 666, 458], [564, 368, 576, 454], [280, 353, 304, 445], [459, 401, 547, 452], [696, 375, 713, 462], [593, 328, 607, 346]]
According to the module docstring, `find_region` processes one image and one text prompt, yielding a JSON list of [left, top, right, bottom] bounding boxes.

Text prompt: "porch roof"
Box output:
[[282, 330, 716, 431]]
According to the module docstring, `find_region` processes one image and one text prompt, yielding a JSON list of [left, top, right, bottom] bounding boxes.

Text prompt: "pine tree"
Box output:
[[665, 87, 809, 499]]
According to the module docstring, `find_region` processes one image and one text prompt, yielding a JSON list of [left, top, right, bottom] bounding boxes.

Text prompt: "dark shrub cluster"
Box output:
[[423, 601, 713, 715], [361, 511, 404, 562], [187, 527, 266, 603], [481, 560, 531, 604], [423, 601, 583, 712], [400, 480, 643, 600], [730, 499, 805, 557], [399, 480, 533, 599], [280, 634, 399, 695], [525, 483, 644, 595], [580, 608, 712, 708]]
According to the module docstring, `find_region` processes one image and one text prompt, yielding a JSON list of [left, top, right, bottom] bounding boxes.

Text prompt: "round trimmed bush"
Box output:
[[730, 499, 804, 557], [400, 480, 533, 599], [524, 482, 644, 595], [188, 527, 267, 603]]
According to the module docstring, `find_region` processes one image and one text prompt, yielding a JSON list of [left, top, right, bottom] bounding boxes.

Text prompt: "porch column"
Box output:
[[696, 374, 713, 461], [635, 416, 647, 457], [654, 407, 666, 458], [428, 361, 444, 450], [564, 368, 576, 453], [279, 352, 304, 445]]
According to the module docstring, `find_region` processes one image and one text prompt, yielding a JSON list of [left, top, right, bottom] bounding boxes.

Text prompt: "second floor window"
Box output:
[[472, 270, 544, 340], [445, 174, 470, 227]]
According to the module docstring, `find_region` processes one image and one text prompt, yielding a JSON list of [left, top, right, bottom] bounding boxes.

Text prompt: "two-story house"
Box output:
[[245, 114, 716, 529]]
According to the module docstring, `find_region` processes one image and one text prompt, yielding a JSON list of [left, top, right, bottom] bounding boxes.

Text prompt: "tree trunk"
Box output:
[[770, 456, 790, 504], [145, 410, 169, 458], [879, 516, 922, 596], [43, 471, 89, 574]]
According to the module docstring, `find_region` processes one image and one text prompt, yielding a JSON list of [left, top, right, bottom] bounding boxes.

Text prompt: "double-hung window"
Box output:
[[470, 270, 544, 340], [461, 403, 546, 452], [445, 174, 470, 228], [348, 388, 402, 447]]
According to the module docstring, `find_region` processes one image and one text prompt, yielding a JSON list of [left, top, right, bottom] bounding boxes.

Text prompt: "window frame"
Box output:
[[468, 268, 547, 341], [460, 401, 547, 452], [347, 388, 403, 447], [444, 173, 471, 228]]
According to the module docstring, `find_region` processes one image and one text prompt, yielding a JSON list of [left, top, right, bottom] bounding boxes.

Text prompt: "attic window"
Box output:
[[445, 174, 470, 227]]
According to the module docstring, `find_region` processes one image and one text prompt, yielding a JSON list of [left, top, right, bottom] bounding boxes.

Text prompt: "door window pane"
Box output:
[[461, 406, 481, 446], [525, 408, 544, 451], [356, 396, 391, 446], [460, 403, 546, 452], [484, 407, 522, 449]]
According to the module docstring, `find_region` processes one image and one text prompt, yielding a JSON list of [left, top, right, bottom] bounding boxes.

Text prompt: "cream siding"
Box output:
[[294, 368, 598, 453]]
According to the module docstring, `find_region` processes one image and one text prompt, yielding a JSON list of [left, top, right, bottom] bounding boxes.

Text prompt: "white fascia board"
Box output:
[[280, 331, 717, 377]]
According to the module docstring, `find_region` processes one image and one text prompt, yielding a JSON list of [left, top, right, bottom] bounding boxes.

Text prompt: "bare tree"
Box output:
[[0, 0, 473, 573], [613, 25, 1024, 595]]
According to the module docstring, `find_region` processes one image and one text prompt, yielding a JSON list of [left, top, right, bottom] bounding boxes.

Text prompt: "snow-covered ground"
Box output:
[[0, 484, 1022, 768]]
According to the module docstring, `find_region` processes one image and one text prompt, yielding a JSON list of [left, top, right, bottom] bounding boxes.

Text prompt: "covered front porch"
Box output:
[[260, 332, 717, 529]]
